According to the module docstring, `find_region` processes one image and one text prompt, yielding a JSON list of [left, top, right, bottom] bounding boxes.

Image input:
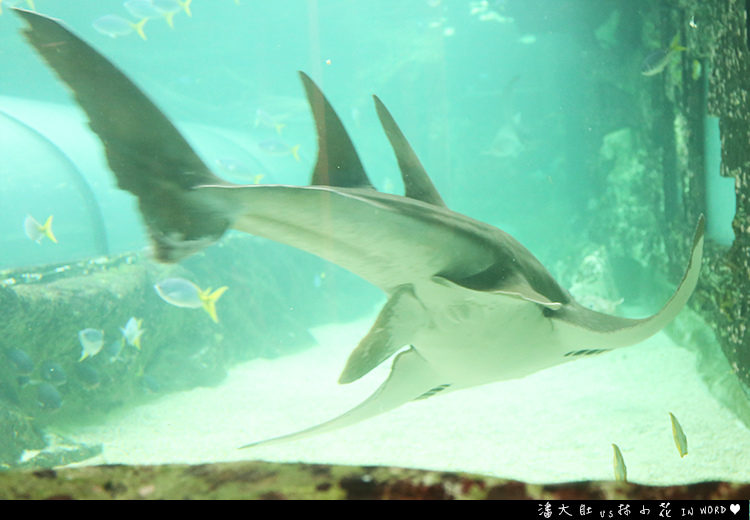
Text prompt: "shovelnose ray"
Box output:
[[15, 9, 705, 449]]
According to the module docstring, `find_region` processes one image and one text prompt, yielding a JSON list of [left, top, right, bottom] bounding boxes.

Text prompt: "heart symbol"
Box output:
[[730, 504, 740, 515]]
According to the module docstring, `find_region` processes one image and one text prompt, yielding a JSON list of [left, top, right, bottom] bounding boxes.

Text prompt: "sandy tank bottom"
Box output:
[[62, 308, 750, 486]]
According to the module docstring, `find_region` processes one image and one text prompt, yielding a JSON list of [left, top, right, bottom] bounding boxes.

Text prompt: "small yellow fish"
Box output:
[[24, 214, 57, 244], [691, 59, 702, 81], [669, 412, 688, 458], [78, 328, 104, 362], [154, 278, 228, 323], [120, 317, 145, 350], [92, 15, 148, 40], [255, 108, 286, 135], [641, 34, 687, 76], [153, 0, 192, 28], [612, 444, 627, 482], [124, 0, 163, 24], [258, 139, 301, 161]]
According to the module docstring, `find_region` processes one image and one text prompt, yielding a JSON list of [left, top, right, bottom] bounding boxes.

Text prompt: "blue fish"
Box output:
[[75, 363, 101, 390], [36, 382, 62, 411], [5, 349, 34, 375], [141, 374, 160, 393], [40, 360, 67, 386], [104, 339, 125, 362]]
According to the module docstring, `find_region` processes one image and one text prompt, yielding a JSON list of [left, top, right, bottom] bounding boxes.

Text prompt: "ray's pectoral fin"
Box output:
[[240, 348, 445, 449], [338, 284, 426, 384]]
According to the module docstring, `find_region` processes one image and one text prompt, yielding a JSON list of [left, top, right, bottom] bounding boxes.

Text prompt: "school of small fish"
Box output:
[[86, 0, 240, 40], [3, 308, 199, 412], [9, 1, 303, 417], [14, 212, 226, 413]]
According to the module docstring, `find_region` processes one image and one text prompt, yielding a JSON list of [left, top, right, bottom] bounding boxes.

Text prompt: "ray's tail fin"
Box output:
[[555, 215, 704, 348], [14, 8, 231, 262]]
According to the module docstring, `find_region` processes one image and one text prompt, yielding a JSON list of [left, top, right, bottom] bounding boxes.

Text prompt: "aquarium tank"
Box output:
[[0, 0, 749, 499]]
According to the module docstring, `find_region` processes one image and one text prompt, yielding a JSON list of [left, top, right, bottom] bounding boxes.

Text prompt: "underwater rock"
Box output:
[[687, 0, 750, 409], [0, 461, 749, 499], [590, 0, 750, 418]]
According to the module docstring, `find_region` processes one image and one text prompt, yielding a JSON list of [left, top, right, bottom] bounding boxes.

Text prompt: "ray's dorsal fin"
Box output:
[[299, 72, 374, 190], [373, 95, 447, 208]]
